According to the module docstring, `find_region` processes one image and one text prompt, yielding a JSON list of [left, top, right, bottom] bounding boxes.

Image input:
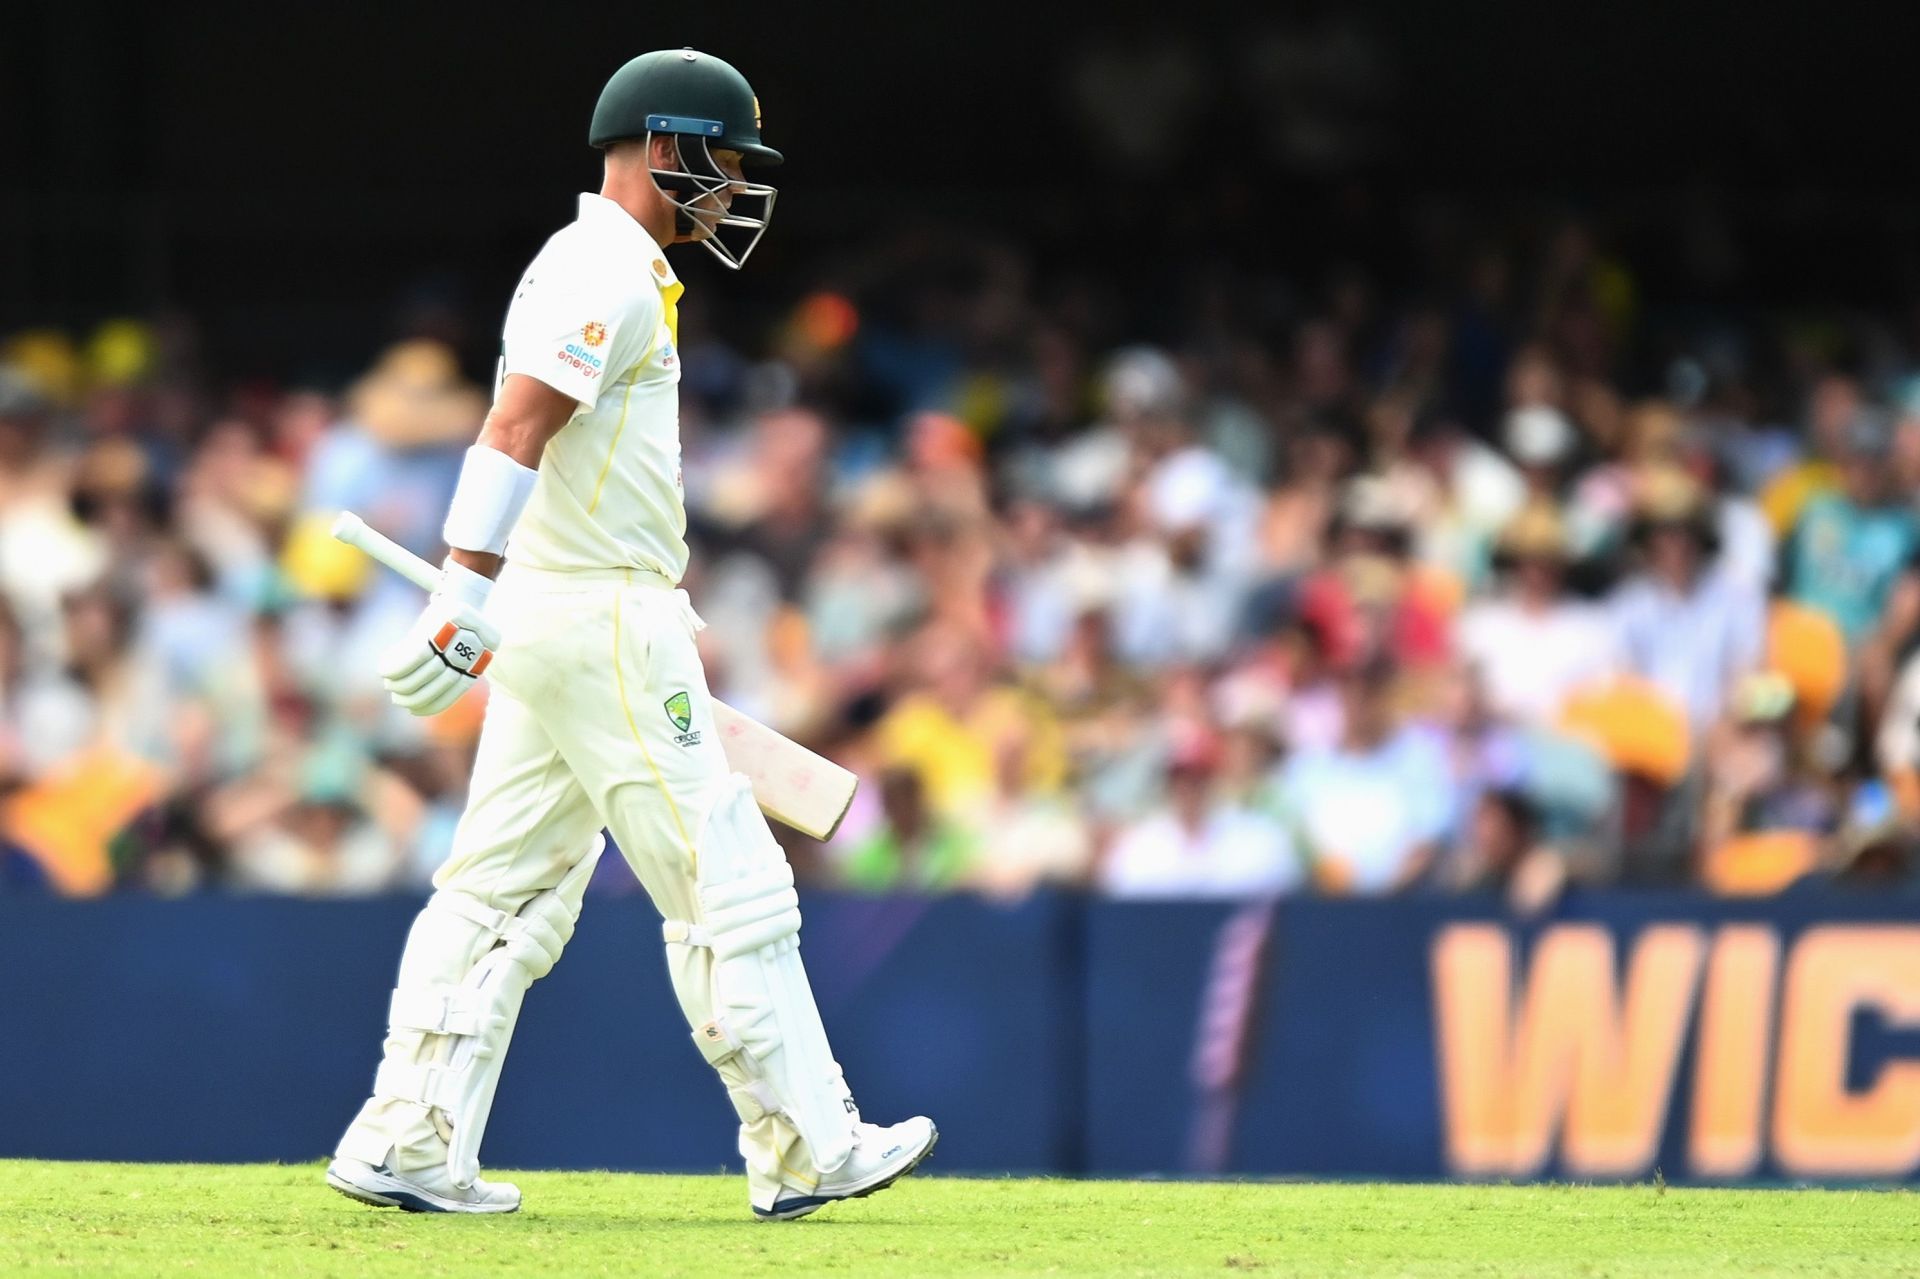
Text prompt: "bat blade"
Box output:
[[713, 703, 858, 841]]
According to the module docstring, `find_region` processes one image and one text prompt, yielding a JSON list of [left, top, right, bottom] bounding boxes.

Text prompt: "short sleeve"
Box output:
[[500, 266, 660, 410]]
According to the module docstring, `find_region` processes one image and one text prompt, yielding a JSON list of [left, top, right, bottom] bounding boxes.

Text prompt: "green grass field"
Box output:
[[2, 1161, 1915, 1277]]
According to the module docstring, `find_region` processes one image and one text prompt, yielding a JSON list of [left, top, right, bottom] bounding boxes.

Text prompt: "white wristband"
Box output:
[[443, 445, 538, 557], [436, 557, 493, 611]]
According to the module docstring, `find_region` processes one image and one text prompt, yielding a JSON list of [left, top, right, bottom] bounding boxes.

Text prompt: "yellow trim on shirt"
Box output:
[[662, 281, 683, 346], [611, 587, 699, 873], [586, 377, 639, 517], [585, 305, 677, 518]]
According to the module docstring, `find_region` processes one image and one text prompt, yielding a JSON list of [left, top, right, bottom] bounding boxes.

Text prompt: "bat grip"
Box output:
[[329, 511, 441, 593]]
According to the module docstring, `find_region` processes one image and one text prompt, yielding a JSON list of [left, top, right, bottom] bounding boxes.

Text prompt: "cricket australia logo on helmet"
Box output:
[[588, 47, 782, 270]]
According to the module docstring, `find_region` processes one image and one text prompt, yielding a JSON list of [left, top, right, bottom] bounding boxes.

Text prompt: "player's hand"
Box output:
[[378, 560, 500, 717]]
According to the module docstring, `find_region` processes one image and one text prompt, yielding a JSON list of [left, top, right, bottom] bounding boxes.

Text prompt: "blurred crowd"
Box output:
[[7, 212, 1920, 906]]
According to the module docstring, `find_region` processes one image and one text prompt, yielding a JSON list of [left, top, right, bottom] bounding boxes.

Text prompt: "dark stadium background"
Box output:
[[4, 2, 1911, 379]]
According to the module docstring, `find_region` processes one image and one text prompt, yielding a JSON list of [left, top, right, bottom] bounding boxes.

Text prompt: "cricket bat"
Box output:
[[331, 511, 857, 841]]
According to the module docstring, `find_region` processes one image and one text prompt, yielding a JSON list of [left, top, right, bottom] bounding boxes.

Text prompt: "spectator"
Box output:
[[1044, 346, 1183, 514], [1455, 502, 1620, 725], [1558, 674, 1696, 883], [1566, 399, 1684, 558], [1873, 637, 1920, 819], [0, 377, 108, 665], [1782, 410, 1920, 644], [801, 515, 923, 669], [302, 340, 474, 556], [1294, 476, 1452, 677], [1758, 373, 1859, 536], [1699, 672, 1838, 893], [1784, 410, 1920, 731], [1448, 788, 1567, 913], [1111, 443, 1259, 667], [1819, 782, 1920, 892], [1609, 469, 1764, 730], [1277, 660, 1454, 893], [1100, 725, 1302, 899], [843, 767, 980, 893], [875, 623, 1066, 823], [1502, 405, 1580, 503], [966, 721, 1094, 898], [1001, 499, 1093, 667], [702, 407, 837, 601], [8, 196, 1920, 907], [1404, 410, 1526, 598], [227, 788, 403, 897]]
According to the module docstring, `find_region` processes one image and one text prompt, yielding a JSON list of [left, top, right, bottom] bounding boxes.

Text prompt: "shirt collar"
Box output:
[[576, 193, 681, 293]]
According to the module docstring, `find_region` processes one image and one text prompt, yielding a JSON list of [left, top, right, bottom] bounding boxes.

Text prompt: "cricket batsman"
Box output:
[[325, 48, 937, 1218]]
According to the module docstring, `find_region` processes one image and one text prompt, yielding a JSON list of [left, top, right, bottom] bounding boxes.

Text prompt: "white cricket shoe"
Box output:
[[752, 1117, 938, 1221], [326, 1156, 522, 1214]]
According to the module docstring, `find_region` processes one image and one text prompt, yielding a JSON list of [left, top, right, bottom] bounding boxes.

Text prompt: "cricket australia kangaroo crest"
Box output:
[[665, 689, 700, 744]]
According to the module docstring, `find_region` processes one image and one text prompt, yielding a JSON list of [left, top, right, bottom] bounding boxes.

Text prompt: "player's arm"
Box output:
[[448, 374, 580, 580], [377, 374, 575, 717], [380, 259, 649, 717]]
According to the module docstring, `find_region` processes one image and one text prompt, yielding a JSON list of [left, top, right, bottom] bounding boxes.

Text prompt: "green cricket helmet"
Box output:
[[590, 48, 781, 270]]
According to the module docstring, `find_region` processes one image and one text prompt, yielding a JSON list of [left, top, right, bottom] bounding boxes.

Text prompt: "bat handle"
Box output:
[[330, 510, 442, 593]]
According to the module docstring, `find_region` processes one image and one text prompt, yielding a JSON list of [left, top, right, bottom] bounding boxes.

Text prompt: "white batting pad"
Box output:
[[352, 835, 604, 1187], [666, 774, 856, 1174]]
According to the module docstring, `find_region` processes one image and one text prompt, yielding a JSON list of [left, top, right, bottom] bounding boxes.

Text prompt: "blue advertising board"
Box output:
[[4, 890, 1917, 1183]]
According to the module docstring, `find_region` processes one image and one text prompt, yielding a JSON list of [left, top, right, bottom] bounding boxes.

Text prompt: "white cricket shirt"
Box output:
[[496, 193, 688, 581]]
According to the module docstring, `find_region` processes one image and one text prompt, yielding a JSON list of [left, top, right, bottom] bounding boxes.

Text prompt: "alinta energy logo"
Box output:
[[559, 323, 608, 379]]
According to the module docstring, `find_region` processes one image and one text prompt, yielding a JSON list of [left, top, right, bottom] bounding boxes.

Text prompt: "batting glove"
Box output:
[[379, 559, 501, 717]]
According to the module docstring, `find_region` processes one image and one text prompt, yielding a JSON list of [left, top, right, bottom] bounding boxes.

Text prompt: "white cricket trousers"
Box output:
[[338, 561, 820, 1192]]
